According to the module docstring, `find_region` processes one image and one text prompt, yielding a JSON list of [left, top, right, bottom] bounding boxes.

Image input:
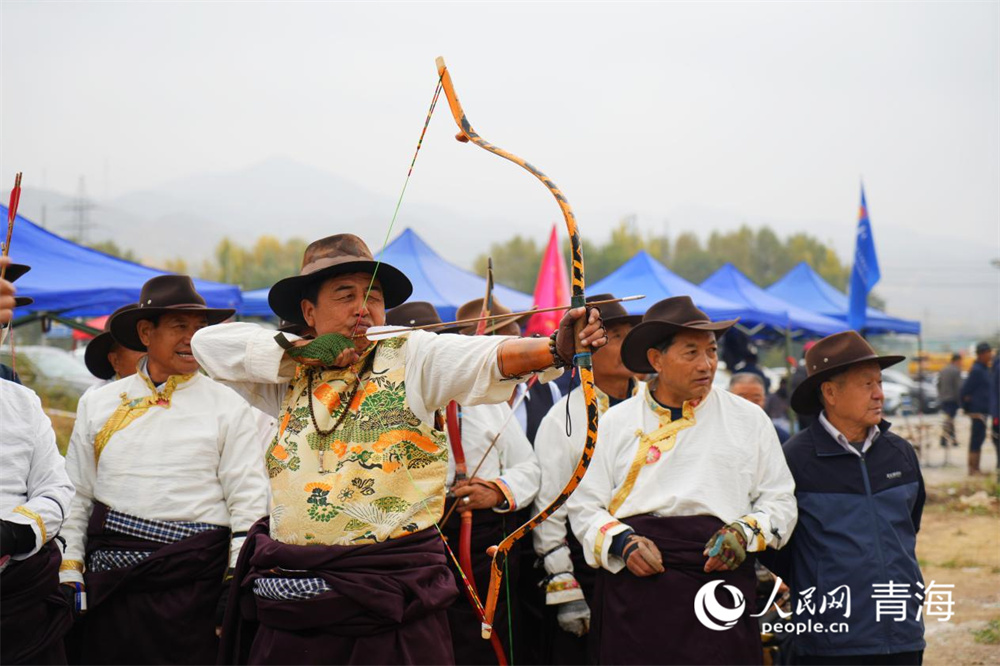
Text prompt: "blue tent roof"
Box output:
[[589, 251, 752, 321], [766, 263, 920, 335], [237, 228, 533, 321], [3, 205, 242, 317], [700, 263, 848, 337], [240, 288, 272, 317]]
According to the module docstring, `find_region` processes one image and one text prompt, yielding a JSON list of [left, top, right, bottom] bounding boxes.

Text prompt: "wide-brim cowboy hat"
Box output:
[[386, 301, 442, 328], [110, 275, 235, 352], [268, 234, 412, 325], [438, 297, 534, 335], [790, 331, 905, 415], [621, 296, 738, 374], [85, 304, 140, 380], [587, 293, 643, 328]]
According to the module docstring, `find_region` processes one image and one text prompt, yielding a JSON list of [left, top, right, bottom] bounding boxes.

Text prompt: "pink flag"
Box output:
[[525, 225, 570, 336]]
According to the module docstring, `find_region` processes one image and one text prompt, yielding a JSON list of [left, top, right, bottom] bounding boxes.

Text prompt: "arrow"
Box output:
[[363, 295, 645, 340]]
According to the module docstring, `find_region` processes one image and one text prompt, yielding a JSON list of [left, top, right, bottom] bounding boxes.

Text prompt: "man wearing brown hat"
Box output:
[[83, 303, 145, 382], [532, 292, 642, 663], [765, 330, 925, 665], [192, 234, 606, 665], [567, 295, 797, 665], [59, 275, 270, 664]]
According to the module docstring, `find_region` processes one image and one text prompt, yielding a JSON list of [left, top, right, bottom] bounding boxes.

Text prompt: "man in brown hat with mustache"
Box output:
[[0, 257, 76, 664], [192, 234, 606, 665], [567, 295, 797, 665], [763, 331, 926, 665], [58, 275, 270, 664], [532, 292, 642, 662]]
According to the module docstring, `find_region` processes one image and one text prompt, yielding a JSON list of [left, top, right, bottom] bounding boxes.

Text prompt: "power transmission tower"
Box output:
[[63, 176, 98, 243]]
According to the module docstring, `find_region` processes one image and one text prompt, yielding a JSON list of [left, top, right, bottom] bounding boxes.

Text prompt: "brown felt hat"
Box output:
[[5, 262, 34, 307], [85, 304, 140, 380], [110, 275, 236, 351], [586, 293, 643, 328], [268, 234, 412, 325], [620, 296, 738, 374], [386, 301, 442, 328], [439, 297, 534, 335], [789, 330, 905, 415]]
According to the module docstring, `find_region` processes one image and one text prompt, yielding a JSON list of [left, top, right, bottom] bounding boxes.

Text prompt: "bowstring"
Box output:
[[335, 71, 500, 654], [351, 72, 444, 340]]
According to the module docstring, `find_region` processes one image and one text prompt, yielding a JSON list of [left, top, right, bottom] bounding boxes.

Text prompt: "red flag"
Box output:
[[525, 224, 570, 336]]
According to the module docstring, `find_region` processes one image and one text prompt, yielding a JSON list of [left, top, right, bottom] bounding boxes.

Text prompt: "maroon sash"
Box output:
[[219, 518, 458, 665], [75, 502, 229, 665], [591, 514, 763, 665], [0, 540, 72, 664]]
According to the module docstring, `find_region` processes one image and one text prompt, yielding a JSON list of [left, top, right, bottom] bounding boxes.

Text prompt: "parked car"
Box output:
[[0, 345, 100, 409], [882, 368, 939, 414]]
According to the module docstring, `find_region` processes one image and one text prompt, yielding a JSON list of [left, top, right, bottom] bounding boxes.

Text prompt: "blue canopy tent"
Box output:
[[239, 288, 272, 317], [236, 228, 533, 321], [700, 263, 848, 337], [766, 263, 920, 335], [589, 251, 752, 321], [3, 205, 242, 318]]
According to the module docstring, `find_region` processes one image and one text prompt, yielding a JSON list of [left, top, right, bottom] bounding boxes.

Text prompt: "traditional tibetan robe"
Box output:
[[192, 323, 551, 665], [567, 385, 797, 665], [59, 361, 270, 664], [0, 379, 75, 665], [531, 381, 640, 664], [441, 402, 540, 665]]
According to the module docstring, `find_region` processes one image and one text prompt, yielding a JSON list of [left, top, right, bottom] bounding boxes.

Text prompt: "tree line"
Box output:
[[88, 219, 880, 307], [471, 218, 877, 306]]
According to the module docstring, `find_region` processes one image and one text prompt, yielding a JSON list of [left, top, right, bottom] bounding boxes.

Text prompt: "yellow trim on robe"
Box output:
[[594, 520, 624, 565], [94, 371, 194, 464], [607, 390, 700, 516], [737, 515, 767, 552], [60, 560, 85, 572], [12, 505, 46, 544]]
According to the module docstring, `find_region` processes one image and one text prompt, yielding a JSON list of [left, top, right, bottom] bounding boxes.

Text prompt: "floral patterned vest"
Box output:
[[265, 336, 448, 546]]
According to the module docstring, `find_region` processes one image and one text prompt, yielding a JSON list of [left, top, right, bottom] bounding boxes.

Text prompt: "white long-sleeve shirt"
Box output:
[[0, 379, 75, 561], [532, 383, 639, 575], [446, 402, 541, 512], [567, 385, 797, 574], [191, 323, 558, 422], [59, 362, 270, 583]]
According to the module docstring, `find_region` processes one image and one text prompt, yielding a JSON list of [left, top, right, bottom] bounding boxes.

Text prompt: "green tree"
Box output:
[[87, 240, 137, 263], [160, 257, 189, 274], [470, 220, 883, 308], [472, 235, 543, 294]]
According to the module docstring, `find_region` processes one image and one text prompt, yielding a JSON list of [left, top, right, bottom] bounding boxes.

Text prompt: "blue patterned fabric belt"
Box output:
[[87, 508, 224, 573], [253, 577, 332, 601]]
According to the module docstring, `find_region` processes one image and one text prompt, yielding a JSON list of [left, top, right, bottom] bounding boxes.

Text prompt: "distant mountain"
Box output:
[[6, 157, 474, 267]]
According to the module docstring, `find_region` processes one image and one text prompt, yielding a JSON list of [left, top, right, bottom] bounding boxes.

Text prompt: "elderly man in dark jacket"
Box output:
[[961, 342, 995, 475], [764, 331, 925, 665]]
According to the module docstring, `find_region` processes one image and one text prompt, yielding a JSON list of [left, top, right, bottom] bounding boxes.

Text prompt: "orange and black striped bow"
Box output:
[[434, 57, 600, 642]]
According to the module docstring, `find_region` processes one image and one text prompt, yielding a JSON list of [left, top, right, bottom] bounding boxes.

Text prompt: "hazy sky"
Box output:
[[1, 1, 998, 336]]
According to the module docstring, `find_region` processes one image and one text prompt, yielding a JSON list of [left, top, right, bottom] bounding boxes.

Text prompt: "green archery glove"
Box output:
[[275, 332, 355, 367], [704, 523, 748, 570]]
